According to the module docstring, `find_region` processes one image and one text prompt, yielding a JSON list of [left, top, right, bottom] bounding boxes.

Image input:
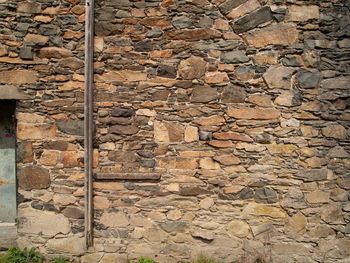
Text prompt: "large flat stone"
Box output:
[[178, 56, 207, 80], [0, 70, 37, 84], [242, 203, 287, 219], [17, 123, 56, 140], [244, 23, 299, 48], [263, 65, 295, 89], [46, 235, 85, 255], [287, 5, 319, 22], [227, 107, 280, 120], [154, 121, 184, 143], [18, 166, 50, 190], [0, 85, 31, 99], [18, 207, 70, 237]]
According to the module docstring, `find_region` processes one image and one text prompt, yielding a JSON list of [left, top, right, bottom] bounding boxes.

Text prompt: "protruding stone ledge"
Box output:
[[94, 173, 161, 181]]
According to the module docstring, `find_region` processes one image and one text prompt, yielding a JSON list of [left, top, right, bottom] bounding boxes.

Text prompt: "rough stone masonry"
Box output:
[[0, 0, 349, 262]]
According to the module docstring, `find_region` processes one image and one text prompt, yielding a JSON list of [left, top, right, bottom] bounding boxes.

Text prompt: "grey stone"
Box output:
[[157, 65, 177, 78], [221, 84, 247, 103], [231, 6, 273, 34], [220, 187, 254, 200], [296, 169, 328, 182], [18, 166, 50, 190], [16, 23, 30, 33], [112, 107, 135, 117], [57, 15, 77, 26], [172, 15, 192, 29], [62, 206, 84, 219], [272, 7, 286, 22], [179, 186, 212, 196], [115, 10, 130, 18], [220, 50, 249, 64], [254, 187, 278, 203], [328, 146, 349, 158], [106, 0, 132, 8], [57, 120, 84, 136], [110, 125, 139, 135], [219, 0, 247, 14], [20, 46, 33, 60], [134, 40, 154, 52], [31, 201, 59, 213], [140, 159, 156, 168], [146, 27, 163, 38], [137, 150, 154, 158], [191, 85, 218, 103], [282, 55, 303, 67], [97, 7, 115, 21], [199, 131, 212, 141], [197, 16, 213, 28], [39, 25, 60, 36], [296, 69, 322, 88], [51, 36, 63, 47]]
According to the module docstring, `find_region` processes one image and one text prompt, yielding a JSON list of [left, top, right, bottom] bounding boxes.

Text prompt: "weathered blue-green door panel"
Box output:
[[0, 101, 16, 223]]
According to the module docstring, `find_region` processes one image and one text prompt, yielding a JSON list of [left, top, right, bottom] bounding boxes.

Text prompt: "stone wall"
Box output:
[[0, 0, 349, 262]]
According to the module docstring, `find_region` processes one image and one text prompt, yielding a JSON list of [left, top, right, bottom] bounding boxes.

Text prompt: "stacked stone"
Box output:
[[0, 0, 349, 262], [0, 0, 88, 256]]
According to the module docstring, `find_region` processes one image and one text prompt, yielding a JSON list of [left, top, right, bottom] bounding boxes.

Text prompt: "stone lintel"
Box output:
[[0, 85, 31, 100], [94, 173, 161, 181]]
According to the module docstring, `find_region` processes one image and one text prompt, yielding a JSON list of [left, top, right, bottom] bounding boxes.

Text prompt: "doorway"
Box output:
[[0, 100, 16, 223]]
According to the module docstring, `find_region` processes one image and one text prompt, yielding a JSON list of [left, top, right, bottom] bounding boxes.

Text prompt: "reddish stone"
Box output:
[[140, 18, 172, 29], [208, 140, 234, 148], [18, 166, 50, 190], [244, 23, 299, 48], [62, 151, 83, 168], [213, 132, 253, 142], [39, 47, 73, 59]]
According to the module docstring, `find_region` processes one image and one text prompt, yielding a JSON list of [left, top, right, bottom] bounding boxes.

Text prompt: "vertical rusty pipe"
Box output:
[[84, 0, 94, 249]]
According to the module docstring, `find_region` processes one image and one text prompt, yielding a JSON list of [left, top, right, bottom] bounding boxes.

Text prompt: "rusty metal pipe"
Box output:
[[84, 0, 94, 249]]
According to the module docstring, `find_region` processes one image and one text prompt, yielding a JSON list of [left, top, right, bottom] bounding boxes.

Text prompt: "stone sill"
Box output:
[[94, 173, 161, 181]]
